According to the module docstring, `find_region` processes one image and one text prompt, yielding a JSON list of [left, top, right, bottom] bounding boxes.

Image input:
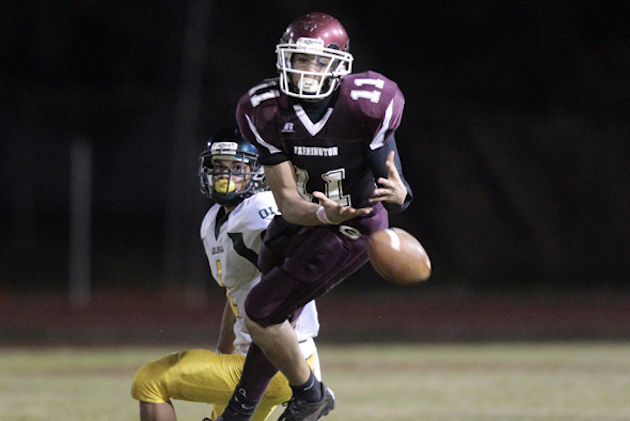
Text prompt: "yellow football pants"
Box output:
[[131, 349, 317, 421]]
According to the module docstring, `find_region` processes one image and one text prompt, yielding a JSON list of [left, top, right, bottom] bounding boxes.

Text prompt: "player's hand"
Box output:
[[313, 191, 373, 224], [370, 150, 407, 206]]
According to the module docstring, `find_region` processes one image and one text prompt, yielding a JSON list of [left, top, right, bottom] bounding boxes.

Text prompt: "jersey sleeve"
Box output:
[[362, 72, 405, 150], [361, 77, 409, 213], [367, 136, 413, 213], [342, 71, 405, 151]]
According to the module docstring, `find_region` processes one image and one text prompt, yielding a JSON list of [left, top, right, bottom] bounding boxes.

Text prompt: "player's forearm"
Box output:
[[265, 161, 325, 226], [276, 194, 323, 226]]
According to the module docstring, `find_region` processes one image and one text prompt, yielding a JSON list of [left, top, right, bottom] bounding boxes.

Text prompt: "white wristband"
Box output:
[[316, 206, 333, 224]]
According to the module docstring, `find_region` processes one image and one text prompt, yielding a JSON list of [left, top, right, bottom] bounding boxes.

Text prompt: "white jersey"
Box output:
[[201, 191, 319, 356]]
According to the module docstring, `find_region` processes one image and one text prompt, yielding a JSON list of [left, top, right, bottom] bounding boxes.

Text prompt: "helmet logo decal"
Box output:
[[211, 141, 238, 155], [296, 37, 324, 48]]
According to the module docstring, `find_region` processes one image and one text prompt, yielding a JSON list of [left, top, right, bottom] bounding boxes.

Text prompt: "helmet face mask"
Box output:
[[199, 128, 266, 207], [276, 13, 354, 100]]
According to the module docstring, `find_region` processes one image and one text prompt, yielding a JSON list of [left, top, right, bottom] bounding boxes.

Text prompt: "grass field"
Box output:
[[2, 342, 629, 421]]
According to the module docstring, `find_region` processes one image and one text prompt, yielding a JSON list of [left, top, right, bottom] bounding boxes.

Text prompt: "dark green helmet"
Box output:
[[199, 125, 266, 206]]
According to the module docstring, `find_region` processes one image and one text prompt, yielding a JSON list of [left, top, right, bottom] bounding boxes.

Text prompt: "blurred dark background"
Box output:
[[1, 0, 629, 306]]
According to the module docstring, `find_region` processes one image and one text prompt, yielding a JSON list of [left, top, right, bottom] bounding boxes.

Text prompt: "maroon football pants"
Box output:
[[245, 202, 388, 327], [237, 203, 388, 399]]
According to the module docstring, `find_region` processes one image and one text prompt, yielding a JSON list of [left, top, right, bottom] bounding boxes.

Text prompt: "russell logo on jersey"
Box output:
[[282, 122, 295, 133]]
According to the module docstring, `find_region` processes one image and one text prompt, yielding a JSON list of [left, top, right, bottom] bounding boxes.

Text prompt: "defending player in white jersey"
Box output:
[[131, 125, 321, 421]]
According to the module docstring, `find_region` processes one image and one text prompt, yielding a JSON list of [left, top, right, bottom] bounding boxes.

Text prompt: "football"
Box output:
[[367, 228, 431, 285]]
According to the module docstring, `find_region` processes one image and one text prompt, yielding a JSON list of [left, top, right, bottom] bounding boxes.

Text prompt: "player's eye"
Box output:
[[316, 57, 331, 66]]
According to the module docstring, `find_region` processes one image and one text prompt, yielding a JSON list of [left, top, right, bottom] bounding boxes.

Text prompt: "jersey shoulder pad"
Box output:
[[237, 78, 290, 154], [231, 191, 279, 233], [340, 71, 404, 120], [238, 78, 292, 112]]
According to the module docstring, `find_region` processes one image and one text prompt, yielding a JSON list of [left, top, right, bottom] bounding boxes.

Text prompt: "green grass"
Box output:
[[1, 343, 629, 421]]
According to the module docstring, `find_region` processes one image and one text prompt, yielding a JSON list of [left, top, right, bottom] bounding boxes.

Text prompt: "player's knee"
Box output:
[[244, 314, 265, 340], [130, 361, 169, 403], [244, 267, 299, 327]]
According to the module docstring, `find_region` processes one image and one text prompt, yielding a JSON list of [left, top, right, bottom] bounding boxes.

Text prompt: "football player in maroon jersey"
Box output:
[[217, 12, 413, 421]]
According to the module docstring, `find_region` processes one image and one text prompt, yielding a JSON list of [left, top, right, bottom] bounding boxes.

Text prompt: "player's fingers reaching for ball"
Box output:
[[371, 186, 405, 205], [335, 207, 372, 223], [313, 191, 372, 224], [313, 191, 334, 205], [385, 151, 402, 181], [370, 151, 407, 205], [371, 179, 407, 206]]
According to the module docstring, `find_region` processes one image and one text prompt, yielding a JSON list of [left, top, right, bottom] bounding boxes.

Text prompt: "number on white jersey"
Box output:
[[216, 259, 240, 318]]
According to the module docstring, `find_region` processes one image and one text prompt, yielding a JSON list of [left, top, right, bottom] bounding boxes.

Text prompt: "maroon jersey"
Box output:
[[236, 71, 405, 209]]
